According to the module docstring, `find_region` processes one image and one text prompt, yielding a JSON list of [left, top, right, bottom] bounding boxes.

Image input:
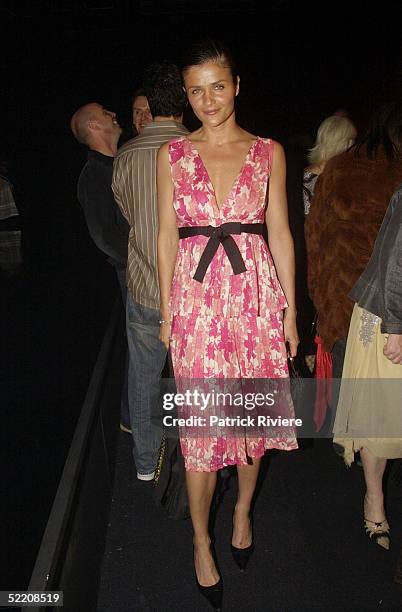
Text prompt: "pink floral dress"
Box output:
[[168, 136, 298, 471]]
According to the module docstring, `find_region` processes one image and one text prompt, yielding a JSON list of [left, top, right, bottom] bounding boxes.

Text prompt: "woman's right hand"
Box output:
[[159, 321, 171, 350]]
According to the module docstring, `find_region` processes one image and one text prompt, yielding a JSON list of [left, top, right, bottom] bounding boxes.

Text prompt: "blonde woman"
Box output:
[[303, 115, 356, 215]]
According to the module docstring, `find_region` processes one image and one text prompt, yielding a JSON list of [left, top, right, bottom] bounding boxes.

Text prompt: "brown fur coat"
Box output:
[[305, 147, 402, 352]]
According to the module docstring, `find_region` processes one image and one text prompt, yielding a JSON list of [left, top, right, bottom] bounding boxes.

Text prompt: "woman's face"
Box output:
[[183, 60, 239, 128]]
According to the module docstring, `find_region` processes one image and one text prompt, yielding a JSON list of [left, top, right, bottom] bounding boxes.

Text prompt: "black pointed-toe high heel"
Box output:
[[194, 544, 223, 611], [231, 541, 254, 572], [231, 511, 254, 572], [196, 577, 223, 611]]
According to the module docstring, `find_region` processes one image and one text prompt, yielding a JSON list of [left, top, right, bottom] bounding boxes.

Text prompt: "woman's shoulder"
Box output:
[[256, 136, 283, 153], [159, 135, 188, 157], [256, 134, 272, 143], [159, 135, 193, 167], [167, 134, 188, 147], [255, 138, 286, 165]]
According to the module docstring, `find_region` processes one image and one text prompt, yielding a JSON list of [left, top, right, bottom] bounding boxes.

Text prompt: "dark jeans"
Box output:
[[114, 266, 130, 428], [126, 294, 167, 474]]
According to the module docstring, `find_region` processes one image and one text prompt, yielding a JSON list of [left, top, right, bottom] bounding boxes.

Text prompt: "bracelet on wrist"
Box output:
[[159, 319, 170, 325]]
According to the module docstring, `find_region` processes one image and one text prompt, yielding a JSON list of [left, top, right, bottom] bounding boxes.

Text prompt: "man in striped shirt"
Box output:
[[112, 62, 188, 481]]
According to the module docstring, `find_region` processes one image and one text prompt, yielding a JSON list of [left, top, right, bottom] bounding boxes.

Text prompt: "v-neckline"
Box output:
[[187, 137, 259, 212]]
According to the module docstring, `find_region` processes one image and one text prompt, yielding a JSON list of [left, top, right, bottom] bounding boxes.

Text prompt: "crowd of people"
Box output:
[[70, 39, 402, 611]]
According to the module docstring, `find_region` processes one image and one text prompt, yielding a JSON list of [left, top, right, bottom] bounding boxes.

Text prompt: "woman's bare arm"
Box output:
[[265, 141, 299, 357], [157, 142, 179, 348]]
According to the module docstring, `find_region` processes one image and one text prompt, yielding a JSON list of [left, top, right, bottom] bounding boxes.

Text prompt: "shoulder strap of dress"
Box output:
[[255, 137, 274, 175], [168, 136, 187, 167]]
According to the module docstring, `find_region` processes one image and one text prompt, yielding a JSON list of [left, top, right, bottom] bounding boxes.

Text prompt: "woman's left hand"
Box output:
[[284, 308, 299, 358], [383, 334, 402, 364], [159, 321, 172, 350]]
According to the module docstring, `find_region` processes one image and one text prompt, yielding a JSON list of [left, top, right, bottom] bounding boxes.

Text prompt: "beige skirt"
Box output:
[[333, 304, 402, 465]]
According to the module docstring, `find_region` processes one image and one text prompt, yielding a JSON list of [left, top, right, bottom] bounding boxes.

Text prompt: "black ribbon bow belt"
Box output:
[[178, 222, 265, 282]]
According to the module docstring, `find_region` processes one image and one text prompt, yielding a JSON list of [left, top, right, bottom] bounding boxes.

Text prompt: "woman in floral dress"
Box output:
[[157, 40, 298, 608]]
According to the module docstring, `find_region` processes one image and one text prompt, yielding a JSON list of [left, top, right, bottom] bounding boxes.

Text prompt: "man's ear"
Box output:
[[87, 119, 100, 132], [235, 76, 240, 97]]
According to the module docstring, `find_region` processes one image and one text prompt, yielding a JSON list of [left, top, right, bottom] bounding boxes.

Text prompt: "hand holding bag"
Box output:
[[153, 350, 190, 520]]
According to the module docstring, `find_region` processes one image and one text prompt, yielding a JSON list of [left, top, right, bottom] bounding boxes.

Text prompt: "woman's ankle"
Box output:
[[193, 534, 211, 548], [234, 502, 251, 516], [364, 492, 386, 519], [364, 491, 384, 505]]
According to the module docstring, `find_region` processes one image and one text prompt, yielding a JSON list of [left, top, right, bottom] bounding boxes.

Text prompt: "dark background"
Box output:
[[1, 0, 402, 591], [2, 1, 402, 269]]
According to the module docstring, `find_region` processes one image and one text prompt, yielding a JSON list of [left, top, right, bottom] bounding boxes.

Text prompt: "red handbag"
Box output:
[[313, 335, 333, 432]]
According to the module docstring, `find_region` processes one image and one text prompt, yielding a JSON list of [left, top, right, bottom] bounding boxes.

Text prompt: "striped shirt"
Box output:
[[112, 120, 188, 309]]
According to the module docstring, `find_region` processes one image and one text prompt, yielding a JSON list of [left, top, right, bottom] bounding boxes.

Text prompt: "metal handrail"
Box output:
[[27, 297, 122, 597]]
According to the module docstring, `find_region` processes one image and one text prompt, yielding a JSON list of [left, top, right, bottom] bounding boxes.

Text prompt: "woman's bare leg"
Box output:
[[360, 447, 387, 522], [186, 471, 219, 586], [233, 459, 261, 548]]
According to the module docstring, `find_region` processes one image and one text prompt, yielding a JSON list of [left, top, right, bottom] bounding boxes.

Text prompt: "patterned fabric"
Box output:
[[168, 136, 298, 471], [358, 310, 380, 347], [302, 169, 319, 215]]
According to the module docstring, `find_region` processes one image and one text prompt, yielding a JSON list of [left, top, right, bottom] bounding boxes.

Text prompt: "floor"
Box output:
[[98, 435, 402, 612]]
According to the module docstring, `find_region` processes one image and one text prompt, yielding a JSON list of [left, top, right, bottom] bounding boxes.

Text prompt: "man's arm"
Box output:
[[78, 166, 128, 265]]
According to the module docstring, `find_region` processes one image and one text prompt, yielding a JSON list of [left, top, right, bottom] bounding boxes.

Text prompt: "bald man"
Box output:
[[71, 102, 131, 433]]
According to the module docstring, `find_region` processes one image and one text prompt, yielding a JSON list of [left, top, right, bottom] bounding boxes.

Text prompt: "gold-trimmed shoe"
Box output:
[[364, 518, 390, 550]]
